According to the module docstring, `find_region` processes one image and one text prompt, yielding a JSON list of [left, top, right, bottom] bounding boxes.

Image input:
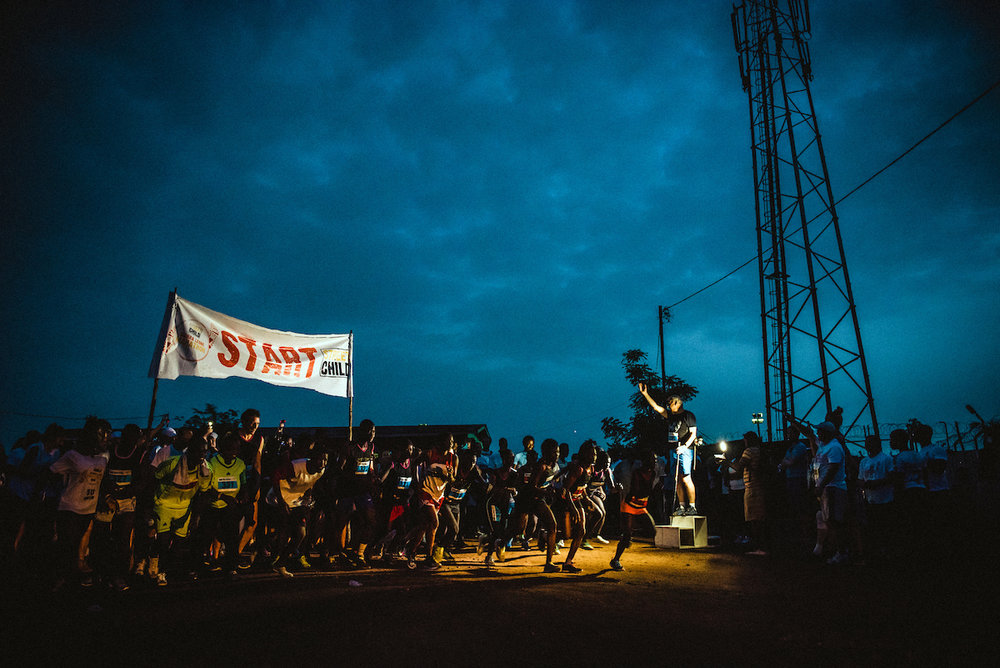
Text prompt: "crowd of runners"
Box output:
[[2, 396, 983, 592], [0, 408, 681, 591]]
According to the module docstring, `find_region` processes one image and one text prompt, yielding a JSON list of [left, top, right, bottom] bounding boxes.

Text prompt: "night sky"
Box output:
[[2, 0, 998, 449]]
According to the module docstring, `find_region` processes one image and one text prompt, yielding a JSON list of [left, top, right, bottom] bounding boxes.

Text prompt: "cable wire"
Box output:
[[665, 77, 1000, 312]]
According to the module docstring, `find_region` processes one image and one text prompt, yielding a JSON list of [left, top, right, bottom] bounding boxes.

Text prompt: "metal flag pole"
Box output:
[[347, 330, 354, 442], [147, 289, 177, 431]]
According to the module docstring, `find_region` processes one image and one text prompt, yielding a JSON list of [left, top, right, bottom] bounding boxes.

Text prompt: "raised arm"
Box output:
[[637, 383, 666, 416]]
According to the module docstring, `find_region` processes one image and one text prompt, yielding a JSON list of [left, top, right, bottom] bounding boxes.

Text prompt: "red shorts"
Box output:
[[620, 497, 649, 516], [417, 491, 444, 512]]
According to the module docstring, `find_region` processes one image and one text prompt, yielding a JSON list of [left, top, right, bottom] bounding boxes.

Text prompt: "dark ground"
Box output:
[[2, 539, 994, 667]]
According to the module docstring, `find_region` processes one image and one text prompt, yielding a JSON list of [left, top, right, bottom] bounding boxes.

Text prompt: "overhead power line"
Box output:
[[665, 77, 1000, 312]]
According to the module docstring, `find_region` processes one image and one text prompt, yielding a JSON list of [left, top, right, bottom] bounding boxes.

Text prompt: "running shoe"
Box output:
[[594, 536, 610, 545], [561, 562, 582, 573], [495, 539, 507, 562], [543, 563, 561, 573], [274, 566, 294, 578], [112, 576, 129, 592], [581, 540, 594, 551], [610, 559, 624, 571], [297, 554, 313, 570], [406, 555, 417, 570], [520, 538, 531, 551], [826, 552, 848, 566], [156, 572, 168, 587], [424, 557, 442, 571], [80, 574, 94, 588], [485, 555, 496, 568], [556, 540, 565, 548]]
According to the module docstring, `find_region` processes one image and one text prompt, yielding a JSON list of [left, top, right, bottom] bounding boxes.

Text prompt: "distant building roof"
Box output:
[[258, 424, 492, 452]]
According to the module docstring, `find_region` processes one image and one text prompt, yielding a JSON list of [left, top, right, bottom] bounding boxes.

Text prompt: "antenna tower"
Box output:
[[731, 0, 879, 442]]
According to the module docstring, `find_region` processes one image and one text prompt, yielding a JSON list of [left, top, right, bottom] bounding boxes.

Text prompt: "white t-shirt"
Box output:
[[923, 444, 950, 492], [815, 440, 847, 491], [894, 450, 926, 490], [50, 450, 109, 514], [277, 458, 324, 507], [858, 452, 894, 504]]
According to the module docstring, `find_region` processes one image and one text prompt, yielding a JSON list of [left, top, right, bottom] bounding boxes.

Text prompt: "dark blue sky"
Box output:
[[2, 0, 998, 448]]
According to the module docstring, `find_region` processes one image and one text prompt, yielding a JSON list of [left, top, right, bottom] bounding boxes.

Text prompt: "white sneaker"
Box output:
[[594, 536, 610, 545]]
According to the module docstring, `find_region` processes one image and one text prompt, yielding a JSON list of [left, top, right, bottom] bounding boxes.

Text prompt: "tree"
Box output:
[[184, 403, 240, 437], [601, 349, 697, 453]]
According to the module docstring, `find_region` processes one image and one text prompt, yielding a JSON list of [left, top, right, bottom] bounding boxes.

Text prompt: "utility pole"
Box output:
[[658, 306, 670, 392]]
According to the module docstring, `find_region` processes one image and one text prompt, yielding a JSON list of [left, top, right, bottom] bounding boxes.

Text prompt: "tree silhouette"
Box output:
[[601, 349, 697, 453]]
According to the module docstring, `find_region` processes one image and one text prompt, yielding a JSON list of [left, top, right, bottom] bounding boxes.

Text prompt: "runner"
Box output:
[[403, 433, 456, 570], [330, 419, 378, 569], [49, 418, 110, 589], [483, 448, 518, 567], [435, 449, 487, 563], [148, 436, 213, 586], [503, 438, 561, 573], [267, 447, 327, 577], [610, 449, 657, 572], [584, 446, 614, 547], [371, 440, 417, 565], [553, 441, 596, 573], [199, 432, 254, 577]]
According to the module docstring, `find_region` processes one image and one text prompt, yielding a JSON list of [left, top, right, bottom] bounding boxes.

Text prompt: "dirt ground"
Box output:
[[2, 537, 992, 667]]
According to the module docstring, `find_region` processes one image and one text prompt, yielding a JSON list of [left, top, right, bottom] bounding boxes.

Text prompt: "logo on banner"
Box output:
[[319, 348, 350, 377], [176, 318, 219, 362]]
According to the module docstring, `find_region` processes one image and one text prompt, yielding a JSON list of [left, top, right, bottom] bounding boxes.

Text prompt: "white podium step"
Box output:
[[654, 515, 708, 549]]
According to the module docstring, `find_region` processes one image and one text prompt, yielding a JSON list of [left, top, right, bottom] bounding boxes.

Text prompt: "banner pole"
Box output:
[[348, 330, 354, 442], [147, 289, 177, 431]]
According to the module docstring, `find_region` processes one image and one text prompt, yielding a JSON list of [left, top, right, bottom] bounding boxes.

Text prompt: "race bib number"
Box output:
[[355, 458, 372, 475], [396, 476, 412, 490], [217, 476, 239, 492], [108, 469, 133, 486]]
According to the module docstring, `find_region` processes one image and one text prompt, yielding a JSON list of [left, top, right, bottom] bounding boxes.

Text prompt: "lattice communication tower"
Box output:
[[731, 0, 879, 442]]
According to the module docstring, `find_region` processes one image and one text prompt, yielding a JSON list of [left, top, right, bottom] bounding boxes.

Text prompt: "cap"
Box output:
[[816, 421, 837, 435], [161, 427, 177, 438]]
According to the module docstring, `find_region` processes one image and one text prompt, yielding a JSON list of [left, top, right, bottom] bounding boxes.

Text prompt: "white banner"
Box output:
[[149, 295, 352, 398]]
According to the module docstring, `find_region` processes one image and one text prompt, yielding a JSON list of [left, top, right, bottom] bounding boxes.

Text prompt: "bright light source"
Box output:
[[719, 441, 728, 452]]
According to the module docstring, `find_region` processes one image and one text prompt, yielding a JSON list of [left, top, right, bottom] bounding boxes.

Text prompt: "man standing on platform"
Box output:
[[638, 383, 698, 516]]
